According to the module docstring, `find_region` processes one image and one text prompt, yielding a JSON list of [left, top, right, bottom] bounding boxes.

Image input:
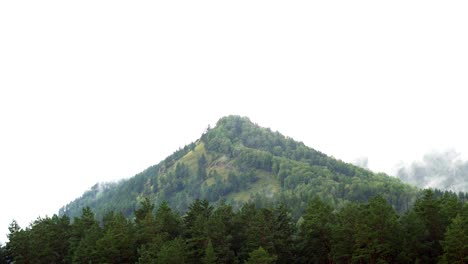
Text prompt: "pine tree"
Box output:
[[414, 189, 444, 263], [157, 238, 187, 264], [297, 197, 335, 263], [207, 202, 237, 264], [352, 196, 400, 264], [245, 246, 277, 264], [6, 220, 30, 264], [135, 198, 157, 248], [96, 212, 136, 263], [440, 214, 468, 263], [137, 235, 165, 264], [71, 207, 103, 263], [155, 201, 182, 240], [272, 203, 296, 264], [72, 223, 102, 263], [28, 215, 71, 263], [198, 154, 208, 180], [397, 210, 430, 263], [332, 202, 362, 263], [202, 239, 217, 264], [0, 243, 9, 264], [243, 208, 275, 260], [184, 199, 213, 264]]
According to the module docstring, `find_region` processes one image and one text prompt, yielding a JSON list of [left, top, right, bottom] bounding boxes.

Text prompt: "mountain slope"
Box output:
[[60, 116, 418, 219]]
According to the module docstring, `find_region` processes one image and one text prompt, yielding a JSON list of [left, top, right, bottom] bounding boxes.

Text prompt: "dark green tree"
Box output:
[[137, 235, 165, 264], [397, 210, 430, 263], [134, 198, 157, 248], [245, 246, 277, 264], [202, 239, 217, 264], [70, 207, 103, 263], [72, 223, 102, 263], [297, 197, 335, 264], [198, 154, 208, 180], [154, 201, 182, 240], [28, 215, 71, 263], [157, 238, 187, 264], [414, 189, 444, 262], [352, 196, 400, 264], [272, 203, 296, 264], [206, 202, 237, 264], [332, 202, 362, 263], [96, 212, 136, 263], [0, 243, 9, 264], [6, 220, 30, 264], [184, 199, 213, 264], [439, 213, 468, 263], [242, 208, 275, 261], [440, 191, 463, 228]]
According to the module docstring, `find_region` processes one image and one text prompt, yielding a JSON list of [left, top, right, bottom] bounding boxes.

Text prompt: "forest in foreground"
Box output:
[[1, 189, 467, 264]]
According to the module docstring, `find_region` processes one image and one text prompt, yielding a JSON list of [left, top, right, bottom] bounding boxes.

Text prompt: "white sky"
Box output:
[[1, 1, 467, 243]]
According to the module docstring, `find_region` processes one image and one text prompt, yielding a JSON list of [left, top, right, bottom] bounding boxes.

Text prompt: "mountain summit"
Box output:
[[60, 116, 417, 219]]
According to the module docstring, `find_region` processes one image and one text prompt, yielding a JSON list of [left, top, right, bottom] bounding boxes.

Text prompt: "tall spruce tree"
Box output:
[[272, 203, 296, 264], [352, 196, 400, 264], [297, 197, 335, 264], [440, 205, 468, 264]]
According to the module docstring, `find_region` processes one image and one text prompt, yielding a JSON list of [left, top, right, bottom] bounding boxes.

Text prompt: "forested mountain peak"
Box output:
[[60, 115, 419, 220], [203, 115, 326, 160]]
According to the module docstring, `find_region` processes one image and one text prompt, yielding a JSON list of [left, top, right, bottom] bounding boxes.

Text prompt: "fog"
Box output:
[[396, 150, 468, 193]]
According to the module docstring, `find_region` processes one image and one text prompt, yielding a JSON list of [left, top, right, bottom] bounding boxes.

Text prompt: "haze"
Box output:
[[1, 1, 467, 243]]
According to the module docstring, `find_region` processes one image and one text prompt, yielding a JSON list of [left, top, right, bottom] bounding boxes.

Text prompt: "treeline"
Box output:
[[2, 189, 467, 264]]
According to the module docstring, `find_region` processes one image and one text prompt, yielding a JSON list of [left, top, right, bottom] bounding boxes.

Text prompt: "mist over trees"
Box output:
[[397, 150, 468, 193], [352, 157, 369, 170]]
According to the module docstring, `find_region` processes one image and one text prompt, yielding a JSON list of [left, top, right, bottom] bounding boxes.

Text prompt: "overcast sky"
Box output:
[[1, 1, 467, 243]]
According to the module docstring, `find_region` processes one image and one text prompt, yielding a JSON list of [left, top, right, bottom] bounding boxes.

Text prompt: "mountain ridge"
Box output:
[[60, 115, 418, 219]]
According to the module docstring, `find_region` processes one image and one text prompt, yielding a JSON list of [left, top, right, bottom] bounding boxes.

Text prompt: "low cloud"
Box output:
[[396, 149, 468, 192], [353, 156, 369, 170]]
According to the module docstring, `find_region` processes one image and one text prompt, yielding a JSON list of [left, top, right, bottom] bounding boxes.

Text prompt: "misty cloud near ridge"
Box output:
[[353, 157, 369, 170], [396, 149, 468, 193]]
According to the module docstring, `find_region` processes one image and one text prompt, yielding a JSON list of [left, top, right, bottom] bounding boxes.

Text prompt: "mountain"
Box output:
[[60, 115, 418, 219]]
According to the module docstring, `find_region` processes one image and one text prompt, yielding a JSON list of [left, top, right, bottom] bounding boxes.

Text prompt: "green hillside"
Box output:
[[60, 116, 418, 220]]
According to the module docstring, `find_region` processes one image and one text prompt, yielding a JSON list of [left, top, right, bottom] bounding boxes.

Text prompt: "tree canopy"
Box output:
[[4, 191, 467, 263]]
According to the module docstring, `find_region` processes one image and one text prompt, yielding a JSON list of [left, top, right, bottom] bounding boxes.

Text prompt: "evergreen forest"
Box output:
[[2, 190, 467, 263]]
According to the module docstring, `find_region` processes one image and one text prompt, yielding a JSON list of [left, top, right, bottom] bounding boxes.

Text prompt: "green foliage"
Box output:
[[198, 154, 208, 180], [184, 199, 213, 264], [157, 238, 187, 264], [5, 193, 467, 263], [206, 202, 237, 264], [332, 202, 362, 263], [154, 201, 182, 240], [272, 204, 295, 264], [440, 211, 468, 264], [245, 246, 277, 264], [202, 239, 217, 264], [0, 243, 8, 264], [297, 197, 335, 263], [398, 210, 430, 263], [352, 195, 400, 263], [414, 189, 445, 262], [6, 220, 30, 264], [135, 197, 157, 248], [96, 212, 136, 263]]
